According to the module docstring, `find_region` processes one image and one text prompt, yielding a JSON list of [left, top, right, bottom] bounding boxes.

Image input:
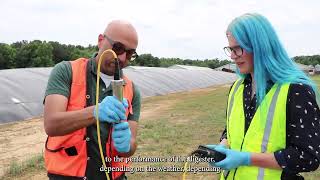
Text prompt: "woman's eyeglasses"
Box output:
[[103, 34, 138, 61], [223, 45, 243, 57]]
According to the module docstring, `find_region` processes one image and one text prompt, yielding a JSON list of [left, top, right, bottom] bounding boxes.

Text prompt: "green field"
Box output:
[[3, 76, 320, 180]]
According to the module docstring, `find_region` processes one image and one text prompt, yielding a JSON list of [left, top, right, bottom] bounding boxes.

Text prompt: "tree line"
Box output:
[[0, 40, 97, 69], [293, 55, 320, 66], [0, 40, 319, 70]]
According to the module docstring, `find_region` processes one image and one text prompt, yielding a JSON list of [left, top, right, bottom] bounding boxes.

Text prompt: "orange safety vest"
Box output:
[[44, 58, 134, 179]]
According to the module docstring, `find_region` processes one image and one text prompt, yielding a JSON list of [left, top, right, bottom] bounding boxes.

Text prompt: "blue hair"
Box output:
[[228, 13, 318, 104]]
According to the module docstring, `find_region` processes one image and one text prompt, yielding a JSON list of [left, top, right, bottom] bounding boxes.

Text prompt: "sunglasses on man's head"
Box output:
[[103, 34, 138, 61]]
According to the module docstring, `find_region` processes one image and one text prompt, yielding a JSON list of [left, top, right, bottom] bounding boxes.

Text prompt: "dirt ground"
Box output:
[[0, 98, 179, 179], [0, 118, 46, 178]]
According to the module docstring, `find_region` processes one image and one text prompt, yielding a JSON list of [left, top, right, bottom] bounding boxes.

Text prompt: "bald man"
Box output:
[[43, 20, 141, 180]]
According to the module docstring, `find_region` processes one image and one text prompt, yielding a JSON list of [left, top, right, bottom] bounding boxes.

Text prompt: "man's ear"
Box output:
[[97, 34, 104, 49]]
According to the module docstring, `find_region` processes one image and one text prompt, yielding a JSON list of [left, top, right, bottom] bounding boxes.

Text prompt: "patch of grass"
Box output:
[[1, 153, 45, 180], [312, 75, 320, 85], [128, 86, 230, 179], [303, 170, 320, 180]]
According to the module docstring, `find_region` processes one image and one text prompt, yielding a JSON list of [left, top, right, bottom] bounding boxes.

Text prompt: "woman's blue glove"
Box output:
[[207, 145, 251, 170], [112, 122, 131, 153], [93, 96, 128, 123], [206, 144, 227, 166]]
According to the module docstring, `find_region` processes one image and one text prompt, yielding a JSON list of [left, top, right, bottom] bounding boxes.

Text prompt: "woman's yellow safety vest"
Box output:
[[221, 79, 289, 180]]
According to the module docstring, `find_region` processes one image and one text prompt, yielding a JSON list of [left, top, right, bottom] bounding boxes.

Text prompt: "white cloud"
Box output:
[[0, 0, 319, 60]]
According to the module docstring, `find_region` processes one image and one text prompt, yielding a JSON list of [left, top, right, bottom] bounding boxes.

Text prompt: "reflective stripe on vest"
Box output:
[[221, 79, 289, 180], [45, 58, 134, 178]]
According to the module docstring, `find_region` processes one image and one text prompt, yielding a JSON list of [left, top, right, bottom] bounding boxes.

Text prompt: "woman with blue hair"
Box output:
[[207, 13, 320, 179]]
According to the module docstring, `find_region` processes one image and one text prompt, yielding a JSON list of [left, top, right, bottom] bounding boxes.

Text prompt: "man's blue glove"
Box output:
[[93, 96, 128, 123], [112, 122, 131, 153], [207, 145, 251, 170]]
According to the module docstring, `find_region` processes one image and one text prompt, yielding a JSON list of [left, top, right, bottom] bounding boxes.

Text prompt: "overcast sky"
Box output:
[[1, 0, 319, 60]]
